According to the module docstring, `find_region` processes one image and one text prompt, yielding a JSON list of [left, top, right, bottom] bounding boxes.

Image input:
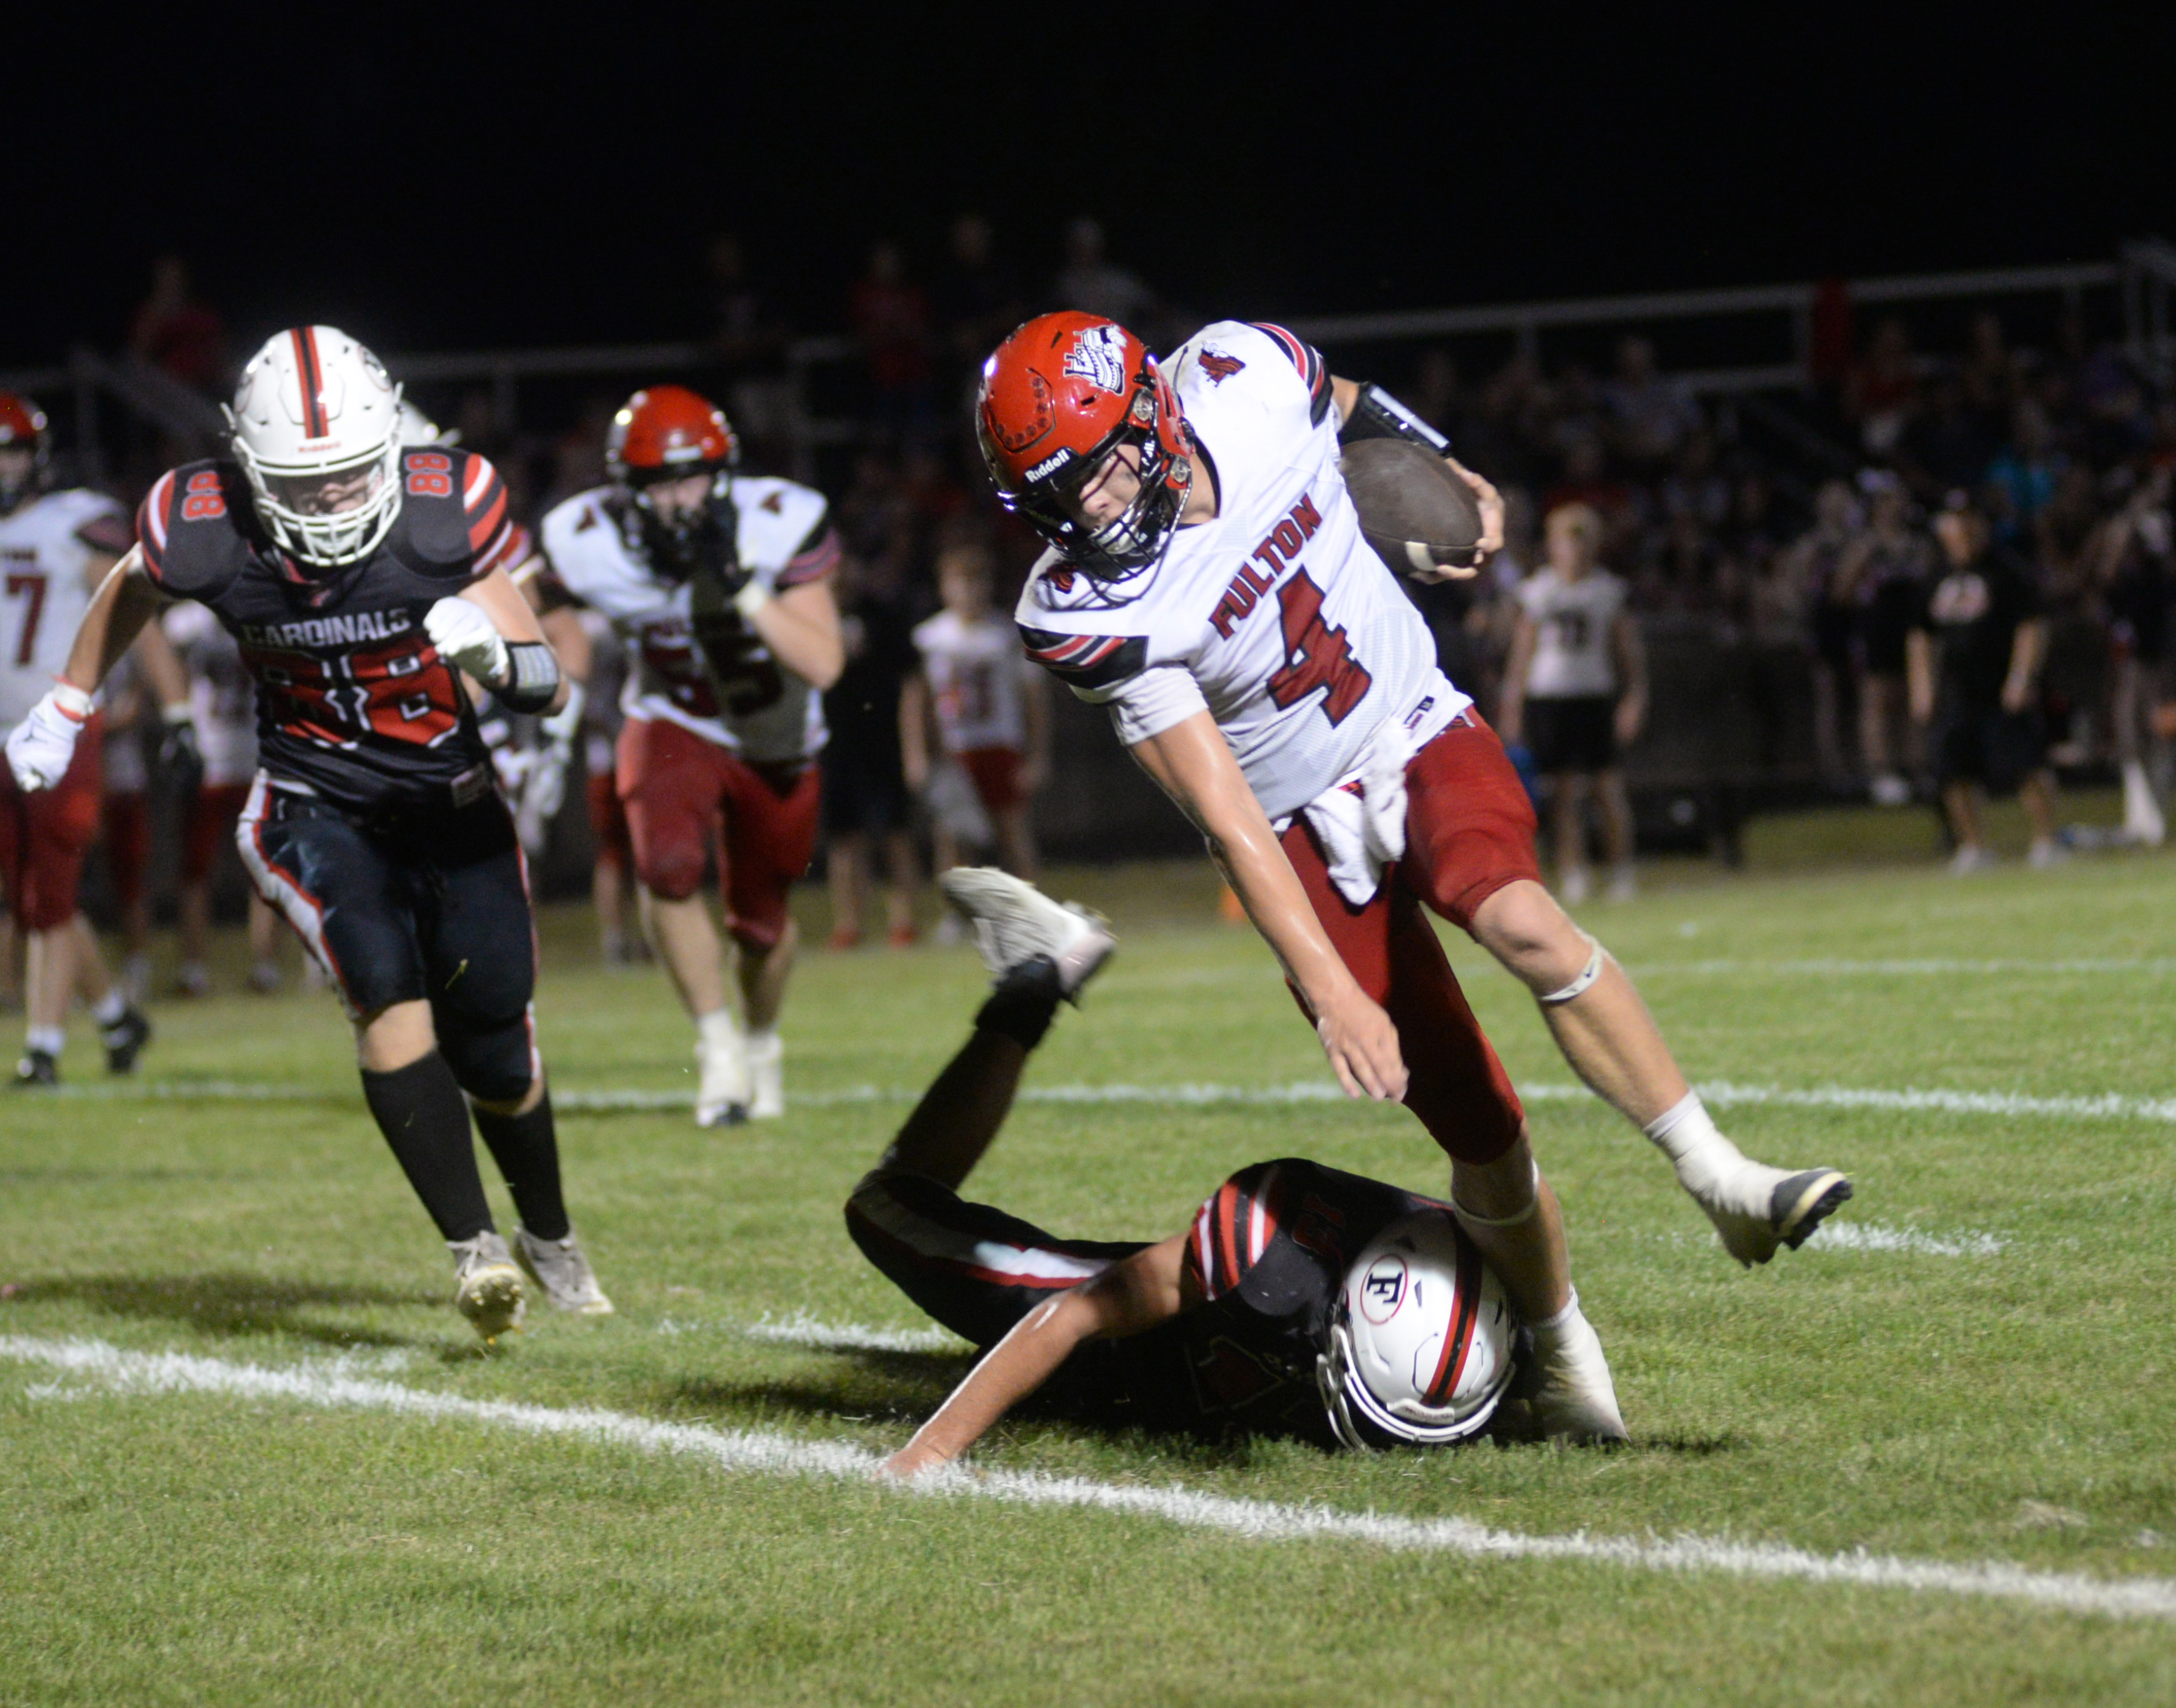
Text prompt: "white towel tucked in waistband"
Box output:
[[1298, 719, 1414, 907]]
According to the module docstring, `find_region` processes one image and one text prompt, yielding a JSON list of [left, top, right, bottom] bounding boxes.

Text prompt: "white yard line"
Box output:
[[50, 1077, 2176, 1123], [2, 1334, 2169, 1623]]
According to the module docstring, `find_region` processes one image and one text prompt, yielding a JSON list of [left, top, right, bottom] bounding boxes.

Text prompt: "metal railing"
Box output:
[[8, 243, 2169, 487]]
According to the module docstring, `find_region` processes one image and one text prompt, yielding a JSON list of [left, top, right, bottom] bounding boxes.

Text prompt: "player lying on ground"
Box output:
[[527, 385, 844, 1124], [859, 869, 1602, 1476], [0, 391, 166, 1083], [978, 315, 1849, 1298], [4, 327, 610, 1340]]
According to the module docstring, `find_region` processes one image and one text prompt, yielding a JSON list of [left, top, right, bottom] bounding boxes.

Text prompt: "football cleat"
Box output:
[[695, 1022, 750, 1127], [12, 1048, 59, 1088], [1525, 1298, 1629, 1445], [514, 1228, 614, 1316], [449, 1231, 527, 1341], [1692, 1164, 1853, 1267], [939, 867, 1114, 1000], [99, 1006, 152, 1075], [746, 1031, 785, 1119]]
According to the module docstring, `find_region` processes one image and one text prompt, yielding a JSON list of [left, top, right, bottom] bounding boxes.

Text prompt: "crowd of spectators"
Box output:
[[62, 237, 2176, 914]]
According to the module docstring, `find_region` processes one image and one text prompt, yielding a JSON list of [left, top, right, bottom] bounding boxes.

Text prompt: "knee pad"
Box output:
[[436, 1005, 539, 1105]]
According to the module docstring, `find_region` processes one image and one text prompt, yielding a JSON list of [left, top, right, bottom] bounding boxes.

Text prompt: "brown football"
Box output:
[[1339, 438, 1485, 578]]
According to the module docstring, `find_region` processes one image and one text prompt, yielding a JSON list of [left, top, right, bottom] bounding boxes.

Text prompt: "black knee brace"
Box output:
[[436, 1008, 538, 1106]]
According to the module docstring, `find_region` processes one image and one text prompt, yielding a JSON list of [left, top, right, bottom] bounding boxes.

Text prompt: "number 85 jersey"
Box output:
[[1014, 320, 1469, 822], [136, 450, 521, 815]]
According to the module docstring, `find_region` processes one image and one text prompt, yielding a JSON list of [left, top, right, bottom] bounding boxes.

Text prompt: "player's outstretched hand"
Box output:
[[6, 684, 92, 792], [424, 597, 511, 688], [1314, 986, 1409, 1102]]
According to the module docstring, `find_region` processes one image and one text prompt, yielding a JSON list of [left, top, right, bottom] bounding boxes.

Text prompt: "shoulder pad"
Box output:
[[389, 448, 517, 583], [136, 460, 251, 598]]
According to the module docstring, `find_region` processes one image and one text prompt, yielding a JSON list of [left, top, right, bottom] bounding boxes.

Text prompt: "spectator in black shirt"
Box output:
[[822, 549, 925, 947], [1908, 501, 2061, 871]]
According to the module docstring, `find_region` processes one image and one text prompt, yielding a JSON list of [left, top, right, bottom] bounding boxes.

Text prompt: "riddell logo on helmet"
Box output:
[[1024, 448, 1074, 484], [1062, 325, 1129, 394]]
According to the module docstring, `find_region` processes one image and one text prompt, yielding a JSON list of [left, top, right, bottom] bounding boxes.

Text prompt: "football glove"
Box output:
[[424, 597, 510, 688], [6, 682, 93, 792]]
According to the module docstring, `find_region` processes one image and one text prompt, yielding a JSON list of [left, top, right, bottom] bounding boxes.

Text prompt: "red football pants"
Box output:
[[617, 717, 820, 951], [1280, 712, 1542, 1167], [0, 713, 104, 932]]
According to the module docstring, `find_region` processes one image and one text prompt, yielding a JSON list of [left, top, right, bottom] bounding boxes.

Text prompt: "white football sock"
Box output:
[[696, 1009, 742, 1051], [26, 1025, 65, 1057], [1644, 1091, 1755, 1200], [90, 991, 128, 1026]]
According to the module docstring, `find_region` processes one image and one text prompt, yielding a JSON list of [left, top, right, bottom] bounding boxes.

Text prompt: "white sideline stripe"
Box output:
[[738, 1312, 967, 1354], [50, 1077, 2176, 1124], [4, 1335, 2171, 1624], [1797, 1221, 2006, 1258], [1630, 958, 2176, 978]]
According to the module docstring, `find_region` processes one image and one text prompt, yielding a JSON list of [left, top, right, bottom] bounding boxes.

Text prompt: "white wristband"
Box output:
[[732, 578, 773, 621], [52, 681, 93, 722]]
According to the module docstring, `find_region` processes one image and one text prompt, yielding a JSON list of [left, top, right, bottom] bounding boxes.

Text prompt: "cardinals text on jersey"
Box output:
[[136, 449, 521, 814], [538, 477, 838, 765], [1014, 321, 1468, 822], [1, 489, 132, 732]]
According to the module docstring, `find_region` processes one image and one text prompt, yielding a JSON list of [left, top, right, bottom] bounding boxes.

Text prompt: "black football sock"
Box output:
[[360, 1053, 494, 1244], [879, 958, 1064, 1191], [472, 1090, 570, 1242], [973, 956, 1064, 1050]]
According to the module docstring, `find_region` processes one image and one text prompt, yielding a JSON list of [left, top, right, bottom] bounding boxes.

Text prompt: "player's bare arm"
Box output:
[[899, 670, 932, 792], [741, 573, 844, 691], [2001, 616, 2046, 715], [59, 546, 169, 692], [1906, 627, 1934, 724], [1127, 711, 1408, 1101], [880, 1234, 1191, 1479], [1498, 608, 1538, 743]]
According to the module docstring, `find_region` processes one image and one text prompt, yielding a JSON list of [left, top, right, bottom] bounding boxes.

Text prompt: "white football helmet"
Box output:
[[1317, 1210, 1518, 1449], [225, 326, 404, 566]]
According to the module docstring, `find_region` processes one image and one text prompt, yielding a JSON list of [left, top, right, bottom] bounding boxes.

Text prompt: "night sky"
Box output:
[[13, 8, 2176, 368]]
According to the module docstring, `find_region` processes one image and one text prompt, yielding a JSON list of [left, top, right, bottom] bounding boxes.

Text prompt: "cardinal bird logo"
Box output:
[[1198, 348, 1245, 385]]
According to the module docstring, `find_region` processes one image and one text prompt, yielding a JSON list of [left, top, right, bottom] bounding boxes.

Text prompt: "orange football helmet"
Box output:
[[976, 313, 1190, 580], [0, 391, 51, 512]]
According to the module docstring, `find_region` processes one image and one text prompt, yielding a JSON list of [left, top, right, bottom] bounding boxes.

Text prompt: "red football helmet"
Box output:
[[607, 384, 739, 488], [976, 313, 1191, 580], [0, 392, 51, 512]]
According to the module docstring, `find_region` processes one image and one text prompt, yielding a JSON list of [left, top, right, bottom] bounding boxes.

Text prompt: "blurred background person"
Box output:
[[96, 652, 155, 1001], [1499, 504, 1646, 904], [1779, 479, 1866, 791], [901, 539, 1047, 882], [1908, 498, 2061, 871], [1835, 473, 1930, 805], [2092, 466, 2174, 846], [822, 546, 922, 949], [849, 240, 935, 449], [126, 253, 228, 397]]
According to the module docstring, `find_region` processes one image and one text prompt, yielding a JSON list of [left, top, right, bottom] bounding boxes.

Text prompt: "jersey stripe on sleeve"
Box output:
[[136, 471, 177, 583], [460, 454, 514, 568], [1016, 625, 1147, 691], [1249, 322, 1333, 426], [777, 521, 842, 589], [75, 505, 135, 558], [1185, 1162, 1286, 1301]]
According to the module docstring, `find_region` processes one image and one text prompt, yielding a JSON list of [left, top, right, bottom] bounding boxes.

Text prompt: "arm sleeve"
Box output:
[[1103, 664, 1210, 746], [776, 519, 842, 590], [75, 501, 135, 558]]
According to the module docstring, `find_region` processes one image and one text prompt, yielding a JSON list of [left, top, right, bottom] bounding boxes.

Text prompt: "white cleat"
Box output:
[[1527, 1300, 1629, 1445], [1691, 1161, 1853, 1268], [695, 1019, 751, 1127], [514, 1228, 614, 1316], [449, 1231, 527, 1341], [746, 1031, 785, 1119], [939, 867, 1115, 999]]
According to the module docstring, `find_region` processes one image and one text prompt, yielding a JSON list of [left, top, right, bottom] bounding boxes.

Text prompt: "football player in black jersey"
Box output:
[[4, 327, 610, 1341], [855, 872, 1604, 1476]]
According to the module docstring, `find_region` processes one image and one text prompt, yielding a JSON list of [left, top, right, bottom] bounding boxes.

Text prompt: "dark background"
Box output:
[[12, 6, 2176, 366]]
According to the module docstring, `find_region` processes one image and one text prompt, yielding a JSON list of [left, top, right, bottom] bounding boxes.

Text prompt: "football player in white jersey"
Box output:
[[980, 314, 1852, 1436], [533, 385, 843, 1124], [902, 539, 1048, 878], [1499, 502, 1645, 904], [0, 393, 171, 1084]]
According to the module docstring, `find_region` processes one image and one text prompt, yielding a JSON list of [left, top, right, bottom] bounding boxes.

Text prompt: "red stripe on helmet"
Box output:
[[1424, 1233, 1485, 1405], [290, 328, 330, 438]]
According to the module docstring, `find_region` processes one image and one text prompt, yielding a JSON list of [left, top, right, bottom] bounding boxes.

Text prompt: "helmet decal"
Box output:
[[986, 369, 1056, 454], [1062, 323, 1130, 394], [1357, 1253, 1409, 1325]]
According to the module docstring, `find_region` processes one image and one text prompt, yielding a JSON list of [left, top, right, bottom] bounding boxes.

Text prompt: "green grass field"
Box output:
[[5, 814, 2175, 1705]]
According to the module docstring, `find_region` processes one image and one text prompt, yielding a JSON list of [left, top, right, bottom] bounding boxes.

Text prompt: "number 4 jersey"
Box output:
[[1014, 320, 1469, 822], [136, 450, 521, 815]]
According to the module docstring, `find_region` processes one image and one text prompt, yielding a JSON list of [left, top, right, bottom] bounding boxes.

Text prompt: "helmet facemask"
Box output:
[[229, 432, 406, 568], [624, 466, 735, 579]]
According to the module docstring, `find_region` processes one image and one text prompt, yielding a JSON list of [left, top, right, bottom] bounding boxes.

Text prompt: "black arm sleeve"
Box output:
[[1338, 383, 1454, 457]]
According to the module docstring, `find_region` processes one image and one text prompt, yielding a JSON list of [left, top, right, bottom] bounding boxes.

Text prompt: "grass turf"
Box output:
[[3, 815, 2174, 1704]]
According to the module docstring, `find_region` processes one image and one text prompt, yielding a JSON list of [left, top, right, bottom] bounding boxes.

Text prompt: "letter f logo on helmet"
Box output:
[[976, 312, 1192, 585]]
